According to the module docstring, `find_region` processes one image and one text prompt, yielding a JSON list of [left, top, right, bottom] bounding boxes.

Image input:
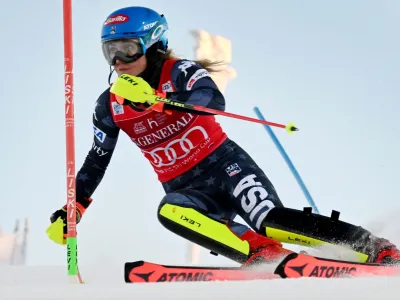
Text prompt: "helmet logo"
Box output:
[[104, 14, 129, 26], [110, 26, 116, 34], [143, 21, 157, 30], [151, 25, 164, 40]]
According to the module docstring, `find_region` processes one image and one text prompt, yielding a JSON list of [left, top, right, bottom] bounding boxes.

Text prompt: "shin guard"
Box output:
[[261, 207, 376, 262], [158, 203, 250, 263]]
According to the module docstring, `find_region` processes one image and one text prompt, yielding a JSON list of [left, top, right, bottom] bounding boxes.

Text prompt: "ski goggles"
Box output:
[[102, 38, 143, 65]]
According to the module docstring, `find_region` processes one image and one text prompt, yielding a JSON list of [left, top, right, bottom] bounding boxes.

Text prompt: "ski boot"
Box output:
[[240, 229, 293, 267], [368, 238, 400, 265]]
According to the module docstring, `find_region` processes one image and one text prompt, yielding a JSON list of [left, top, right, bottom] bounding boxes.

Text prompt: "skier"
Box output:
[[47, 6, 400, 266]]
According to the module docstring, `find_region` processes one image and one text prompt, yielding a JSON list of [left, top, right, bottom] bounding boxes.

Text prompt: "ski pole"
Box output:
[[151, 98, 298, 133], [110, 75, 299, 133], [253, 106, 319, 214]]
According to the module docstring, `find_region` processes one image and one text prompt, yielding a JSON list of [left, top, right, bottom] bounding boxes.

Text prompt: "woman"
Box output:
[[47, 6, 400, 266]]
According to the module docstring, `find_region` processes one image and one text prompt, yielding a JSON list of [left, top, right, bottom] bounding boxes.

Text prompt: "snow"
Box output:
[[1, 264, 399, 300]]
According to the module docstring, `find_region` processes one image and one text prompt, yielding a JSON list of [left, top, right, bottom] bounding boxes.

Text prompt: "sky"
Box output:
[[0, 0, 399, 268]]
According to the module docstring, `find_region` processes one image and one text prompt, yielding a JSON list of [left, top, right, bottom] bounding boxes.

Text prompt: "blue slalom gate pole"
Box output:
[[253, 107, 320, 214]]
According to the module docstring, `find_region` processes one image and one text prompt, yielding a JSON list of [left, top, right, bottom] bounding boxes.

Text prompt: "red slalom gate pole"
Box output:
[[63, 0, 83, 284]]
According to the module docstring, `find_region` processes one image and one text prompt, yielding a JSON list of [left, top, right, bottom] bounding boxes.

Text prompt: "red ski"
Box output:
[[124, 260, 279, 283], [275, 253, 400, 278], [125, 253, 400, 283]]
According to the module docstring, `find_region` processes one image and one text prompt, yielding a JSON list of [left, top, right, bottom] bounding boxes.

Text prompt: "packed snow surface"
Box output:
[[1, 263, 399, 300]]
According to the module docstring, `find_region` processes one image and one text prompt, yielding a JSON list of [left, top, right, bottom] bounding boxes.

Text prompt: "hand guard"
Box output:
[[110, 74, 166, 106], [46, 198, 92, 245]]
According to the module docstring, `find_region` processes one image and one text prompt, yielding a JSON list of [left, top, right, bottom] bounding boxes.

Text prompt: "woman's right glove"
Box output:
[[46, 197, 92, 245]]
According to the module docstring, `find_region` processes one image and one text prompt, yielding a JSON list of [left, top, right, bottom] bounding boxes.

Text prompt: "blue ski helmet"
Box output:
[[101, 6, 168, 65]]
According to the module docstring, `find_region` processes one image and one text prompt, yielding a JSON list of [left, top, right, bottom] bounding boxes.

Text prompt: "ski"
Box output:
[[275, 253, 400, 278], [124, 260, 279, 283], [125, 253, 400, 283]]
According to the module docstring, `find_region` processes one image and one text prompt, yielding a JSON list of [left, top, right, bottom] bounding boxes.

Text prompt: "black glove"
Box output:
[[46, 198, 92, 245]]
